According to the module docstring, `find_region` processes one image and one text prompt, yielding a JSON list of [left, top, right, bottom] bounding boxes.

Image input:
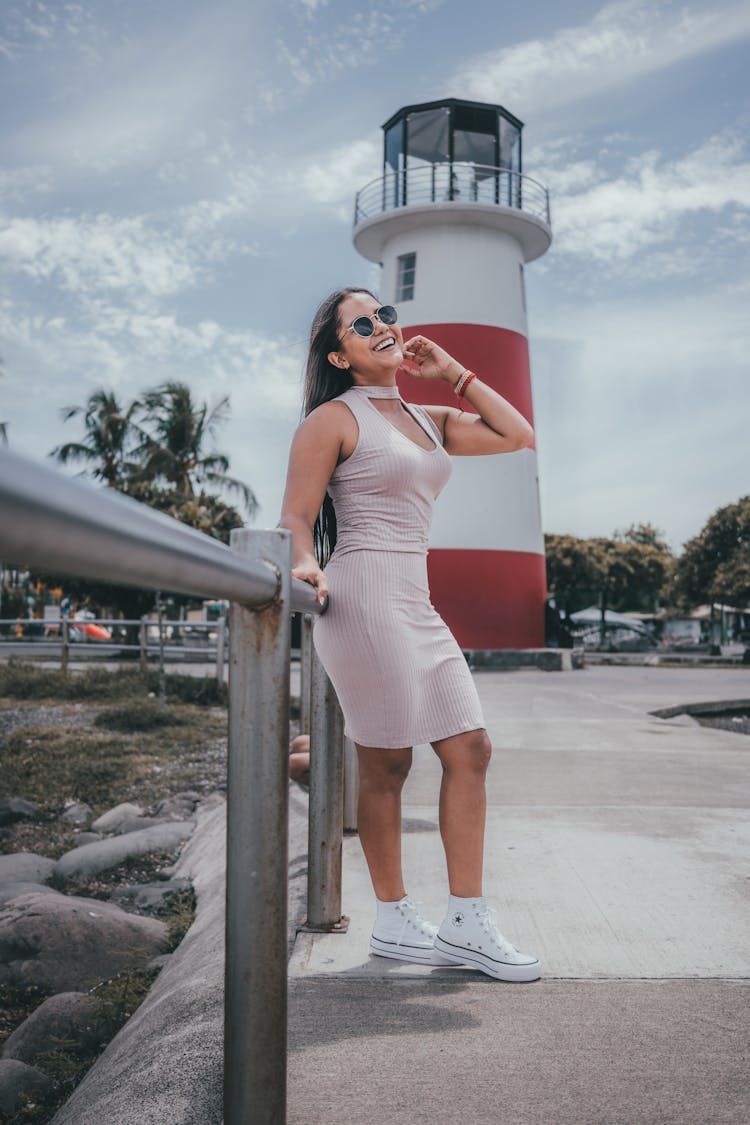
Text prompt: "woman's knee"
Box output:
[[436, 728, 492, 774], [357, 746, 413, 792]]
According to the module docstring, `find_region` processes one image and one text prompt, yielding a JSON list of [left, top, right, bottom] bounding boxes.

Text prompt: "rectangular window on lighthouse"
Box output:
[[396, 252, 416, 301]]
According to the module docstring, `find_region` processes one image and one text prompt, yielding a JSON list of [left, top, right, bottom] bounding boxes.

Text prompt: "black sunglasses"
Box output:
[[341, 305, 398, 339]]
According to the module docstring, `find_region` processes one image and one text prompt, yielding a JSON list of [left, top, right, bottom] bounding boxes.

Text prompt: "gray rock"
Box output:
[[116, 816, 170, 836], [0, 881, 59, 907], [150, 792, 200, 819], [109, 879, 193, 913], [53, 821, 196, 882], [0, 890, 169, 992], [0, 852, 56, 886], [2, 991, 112, 1065], [90, 802, 144, 833], [0, 1057, 53, 1117], [0, 797, 41, 827], [60, 801, 93, 826], [72, 832, 102, 848]]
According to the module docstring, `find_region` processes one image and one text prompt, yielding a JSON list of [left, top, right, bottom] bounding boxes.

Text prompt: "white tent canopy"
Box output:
[[568, 607, 651, 635]]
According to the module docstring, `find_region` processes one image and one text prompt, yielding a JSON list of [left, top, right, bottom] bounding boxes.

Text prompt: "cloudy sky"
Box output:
[[1, 0, 748, 555]]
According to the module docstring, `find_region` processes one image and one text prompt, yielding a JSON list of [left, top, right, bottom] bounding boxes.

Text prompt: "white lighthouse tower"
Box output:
[[352, 98, 552, 650]]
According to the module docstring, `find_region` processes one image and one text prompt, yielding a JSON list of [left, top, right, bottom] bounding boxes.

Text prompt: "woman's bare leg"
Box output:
[[432, 728, 492, 898], [355, 744, 413, 901]]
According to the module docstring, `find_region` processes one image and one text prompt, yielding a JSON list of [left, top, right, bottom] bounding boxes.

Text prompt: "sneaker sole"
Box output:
[[370, 936, 455, 966], [433, 935, 542, 982]]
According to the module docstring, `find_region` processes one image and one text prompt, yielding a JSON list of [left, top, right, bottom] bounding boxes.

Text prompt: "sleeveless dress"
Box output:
[[312, 383, 485, 749]]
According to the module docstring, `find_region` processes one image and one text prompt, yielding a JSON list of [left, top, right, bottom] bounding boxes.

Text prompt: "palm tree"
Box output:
[[52, 391, 140, 487], [133, 381, 257, 518]]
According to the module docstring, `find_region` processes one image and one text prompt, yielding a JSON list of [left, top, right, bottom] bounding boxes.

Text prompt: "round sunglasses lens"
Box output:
[[352, 317, 375, 337], [378, 305, 397, 325]]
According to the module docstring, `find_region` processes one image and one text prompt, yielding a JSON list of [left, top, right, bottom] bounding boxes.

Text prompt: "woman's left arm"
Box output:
[[402, 334, 534, 456]]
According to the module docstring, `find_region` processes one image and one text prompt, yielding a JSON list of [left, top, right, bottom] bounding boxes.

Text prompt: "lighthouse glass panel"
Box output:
[[499, 116, 522, 207], [384, 119, 405, 209], [405, 107, 450, 204], [452, 104, 498, 203]]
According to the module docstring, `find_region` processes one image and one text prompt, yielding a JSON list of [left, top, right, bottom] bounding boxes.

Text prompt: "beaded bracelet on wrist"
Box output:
[[454, 369, 476, 398]]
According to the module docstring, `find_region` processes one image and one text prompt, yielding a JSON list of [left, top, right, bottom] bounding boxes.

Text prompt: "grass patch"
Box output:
[[0, 660, 228, 707], [163, 887, 198, 948], [2, 726, 161, 813], [94, 703, 185, 733], [0, 980, 53, 1051], [57, 851, 184, 899], [0, 701, 228, 858]]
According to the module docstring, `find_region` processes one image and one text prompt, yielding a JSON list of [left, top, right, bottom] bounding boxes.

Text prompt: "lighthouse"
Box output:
[[352, 98, 552, 650]]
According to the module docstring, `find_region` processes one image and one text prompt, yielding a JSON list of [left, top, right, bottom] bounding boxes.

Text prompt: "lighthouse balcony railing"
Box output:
[[354, 162, 550, 227]]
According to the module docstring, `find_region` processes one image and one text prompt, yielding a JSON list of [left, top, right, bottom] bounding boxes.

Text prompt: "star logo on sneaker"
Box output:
[[452, 912, 465, 926]]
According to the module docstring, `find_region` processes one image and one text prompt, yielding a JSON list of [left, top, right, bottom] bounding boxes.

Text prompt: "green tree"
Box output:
[[666, 496, 750, 610], [544, 534, 603, 616], [613, 521, 671, 554], [546, 527, 674, 649], [125, 481, 244, 544], [41, 382, 252, 623], [133, 382, 257, 518], [52, 390, 140, 488], [612, 523, 674, 613]]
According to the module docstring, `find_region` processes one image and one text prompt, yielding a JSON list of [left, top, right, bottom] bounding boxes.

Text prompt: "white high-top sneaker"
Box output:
[[434, 899, 541, 982], [370, 895, 455, 966]]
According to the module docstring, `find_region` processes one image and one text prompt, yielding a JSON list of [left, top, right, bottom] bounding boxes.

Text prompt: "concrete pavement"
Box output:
[[288, 665, 750, 1124], [48, 663, 750, 1123]]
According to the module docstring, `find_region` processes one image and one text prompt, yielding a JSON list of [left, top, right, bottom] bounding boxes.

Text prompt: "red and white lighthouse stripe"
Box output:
[[356, 208, 548, 649]]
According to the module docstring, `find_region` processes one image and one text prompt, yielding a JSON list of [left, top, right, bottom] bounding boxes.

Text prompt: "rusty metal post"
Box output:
[[343, 735, 359, 833], [215, 614, 226, 686], [156, 593, 166, 712], [225, 528, 291, 1125], [60, 618, 69, 675], [300, 613, 313, 735], [306, 645, 345, 929]]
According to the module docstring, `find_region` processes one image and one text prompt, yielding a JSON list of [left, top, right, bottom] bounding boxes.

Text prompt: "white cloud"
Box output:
[[0, 164, 56, 201], [449, 0, 750, 118], [0, 295, 304, 417], [0, 1, 101, 61], [0, 213, 199, 298], [300, 137, 381, 218], [549, 131, 750, 263], [4, 5, 263, 172]]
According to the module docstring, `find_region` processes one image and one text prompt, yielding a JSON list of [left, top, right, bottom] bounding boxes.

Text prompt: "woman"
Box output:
[[280, 288, 541, 983]]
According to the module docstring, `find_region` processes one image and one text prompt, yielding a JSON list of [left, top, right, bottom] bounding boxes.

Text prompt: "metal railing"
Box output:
[[0, 615, 229, 681], [0, 445, 345, 1124], [354, 162, 550, 226]]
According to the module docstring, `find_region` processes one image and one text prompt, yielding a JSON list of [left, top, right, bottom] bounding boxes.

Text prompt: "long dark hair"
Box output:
[[304, 286, 377, 565]]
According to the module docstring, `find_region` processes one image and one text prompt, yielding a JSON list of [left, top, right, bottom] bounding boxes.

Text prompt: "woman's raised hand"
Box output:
[[292, 562, 329, 607], [401, 335, 462, 385]]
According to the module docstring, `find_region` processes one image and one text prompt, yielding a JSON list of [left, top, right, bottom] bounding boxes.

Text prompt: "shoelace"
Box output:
[[395, 898, 437, 947], [476, 905, 518, 957]]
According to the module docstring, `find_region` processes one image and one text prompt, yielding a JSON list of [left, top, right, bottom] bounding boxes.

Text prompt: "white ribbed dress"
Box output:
[[312, 383, 485, 749]]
